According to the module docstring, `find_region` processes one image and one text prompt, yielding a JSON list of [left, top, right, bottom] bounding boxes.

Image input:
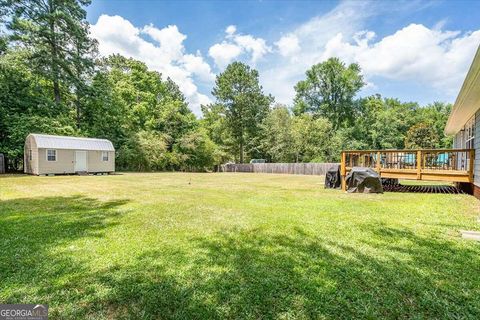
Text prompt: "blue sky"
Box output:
[[86, 0, 480, 115]]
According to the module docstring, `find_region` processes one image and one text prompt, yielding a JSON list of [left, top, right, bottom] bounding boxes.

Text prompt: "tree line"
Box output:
[[0, 0, 452, 171]]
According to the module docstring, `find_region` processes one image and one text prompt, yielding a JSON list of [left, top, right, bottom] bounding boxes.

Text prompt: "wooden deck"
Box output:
[[340, 149, 475, 191]]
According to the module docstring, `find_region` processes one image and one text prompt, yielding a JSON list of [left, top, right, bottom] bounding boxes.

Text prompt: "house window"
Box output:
[[102, 151, 109, 162], [47, 149, 56, 161], [464, 115, 475, 149], [29, 149, 32, 161]]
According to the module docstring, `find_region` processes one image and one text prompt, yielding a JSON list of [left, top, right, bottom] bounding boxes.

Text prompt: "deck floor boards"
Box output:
[[382, 184, 465, 194]]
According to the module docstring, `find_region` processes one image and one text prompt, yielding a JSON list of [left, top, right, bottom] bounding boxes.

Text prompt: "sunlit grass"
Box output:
[[1, 173, 479, 319]]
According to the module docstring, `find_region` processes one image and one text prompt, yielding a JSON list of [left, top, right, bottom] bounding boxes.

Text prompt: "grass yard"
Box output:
[[1, 173, 480, 319]]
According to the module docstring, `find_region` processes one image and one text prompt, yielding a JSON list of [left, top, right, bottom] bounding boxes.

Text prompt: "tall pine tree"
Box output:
[[212, 62, 273, 163], [4, 0, 97, 117]]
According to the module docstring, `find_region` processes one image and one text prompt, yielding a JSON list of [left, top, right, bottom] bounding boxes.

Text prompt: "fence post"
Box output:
[[416, 150, 422, 180]]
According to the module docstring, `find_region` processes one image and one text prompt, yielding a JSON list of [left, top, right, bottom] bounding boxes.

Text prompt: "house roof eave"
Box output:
[[445, 44, 480, 135]]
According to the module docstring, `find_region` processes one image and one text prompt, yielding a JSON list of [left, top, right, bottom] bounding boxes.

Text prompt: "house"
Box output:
[[445, 44, 480, 196], [24, 134, 115, 175]]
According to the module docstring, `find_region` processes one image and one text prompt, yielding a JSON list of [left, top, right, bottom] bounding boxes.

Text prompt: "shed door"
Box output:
[[75, 151, 87, 172]]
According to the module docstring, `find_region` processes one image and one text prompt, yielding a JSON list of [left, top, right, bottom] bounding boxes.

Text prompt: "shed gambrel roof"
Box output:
[[29, 134, 115, 151]]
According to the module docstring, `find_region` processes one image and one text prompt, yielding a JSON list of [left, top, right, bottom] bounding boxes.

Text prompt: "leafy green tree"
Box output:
[[83, 55, 201, 171], [352, 96, 418, 150], [153, 79, 197, 149], [333, 96, 451, 154], [212, 62, 273, 163], [0, 5, 7, 54], [291, 114, 334, 162], [174, 128, 216, 172], [0, 32, 7, 55], [84, 55, 196, 147], [117, 131, 171, 171], [260, 105, 295, 162], [294, 57, 364, 130], [4, 0, 96, 107], [0, 48, 76, 169], [415, 102, 453, 148], [80, 67, 126, 146], [71, 21, 98, 128], [201, 103, 233, 163], [404, 123, 440, 149]]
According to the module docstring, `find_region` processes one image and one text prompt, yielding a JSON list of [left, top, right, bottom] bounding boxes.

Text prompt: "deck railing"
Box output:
[[340, 149, 474, 190]]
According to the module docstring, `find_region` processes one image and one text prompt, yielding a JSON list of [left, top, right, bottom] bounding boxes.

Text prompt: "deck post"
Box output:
[[416, 150, 422, 180], [341, 151, 346, 191], [469, 149, 475, 182], [376, 151, 381, 173]]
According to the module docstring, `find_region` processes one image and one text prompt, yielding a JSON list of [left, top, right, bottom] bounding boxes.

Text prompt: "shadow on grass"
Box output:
[[56, 232, 480, 318], [1, 198, 479, 319], [178, 228, 480, 319], [0, 196, 129, 312]]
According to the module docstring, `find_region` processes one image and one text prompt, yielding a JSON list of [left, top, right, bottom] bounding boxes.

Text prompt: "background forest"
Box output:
[[0, 0, 452, 171]]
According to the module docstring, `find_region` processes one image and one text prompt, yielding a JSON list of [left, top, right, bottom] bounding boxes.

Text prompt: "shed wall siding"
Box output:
[[475, 110, 480, 186], [37, 149, 115, 174], [24, 136, 39, 175], [38, 149, 75, 174], [87, 151, 115, 172]]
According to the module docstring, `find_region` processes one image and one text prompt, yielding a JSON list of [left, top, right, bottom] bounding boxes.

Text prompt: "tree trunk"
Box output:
[[75, 96, 81, 129], [239, 141, 244, 163], [49, 0, 61, 104], [239, 120, 245, 163], [53, 79, 61, 104]]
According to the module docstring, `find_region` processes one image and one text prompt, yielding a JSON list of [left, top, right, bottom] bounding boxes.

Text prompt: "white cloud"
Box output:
[[181, 52, 215, 82], [90, 3, 480, 115], [208, 42, 243, 69], [225, 25, 236, 35], [321, 24, 480, 94], [233, 34, 271, 63], [142, 24, 186, 61], [260, 1, 480, 105], [208, 26, 271, 69], [275, 34, 300, 57], [261, 1, 373, 105], [90, 15, 214, 116]]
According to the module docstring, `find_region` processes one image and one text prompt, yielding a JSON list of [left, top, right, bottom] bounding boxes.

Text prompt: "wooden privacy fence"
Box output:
[[221, 163, 339, 176], [0, 154, 5, 174]]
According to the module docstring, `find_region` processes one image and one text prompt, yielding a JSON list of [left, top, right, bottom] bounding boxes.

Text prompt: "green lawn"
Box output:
[[1, 173, 479, 319]]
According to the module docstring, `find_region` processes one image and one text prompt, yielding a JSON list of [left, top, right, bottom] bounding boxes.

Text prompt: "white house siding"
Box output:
[[453, 131, 463, 149], [475, 110, 480, 186]]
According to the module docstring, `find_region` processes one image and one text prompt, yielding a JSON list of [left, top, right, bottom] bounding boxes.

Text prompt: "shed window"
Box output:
[[47, 149, 56, 161], [29, 149, 32, 161], [102, 151, 109, 162]]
